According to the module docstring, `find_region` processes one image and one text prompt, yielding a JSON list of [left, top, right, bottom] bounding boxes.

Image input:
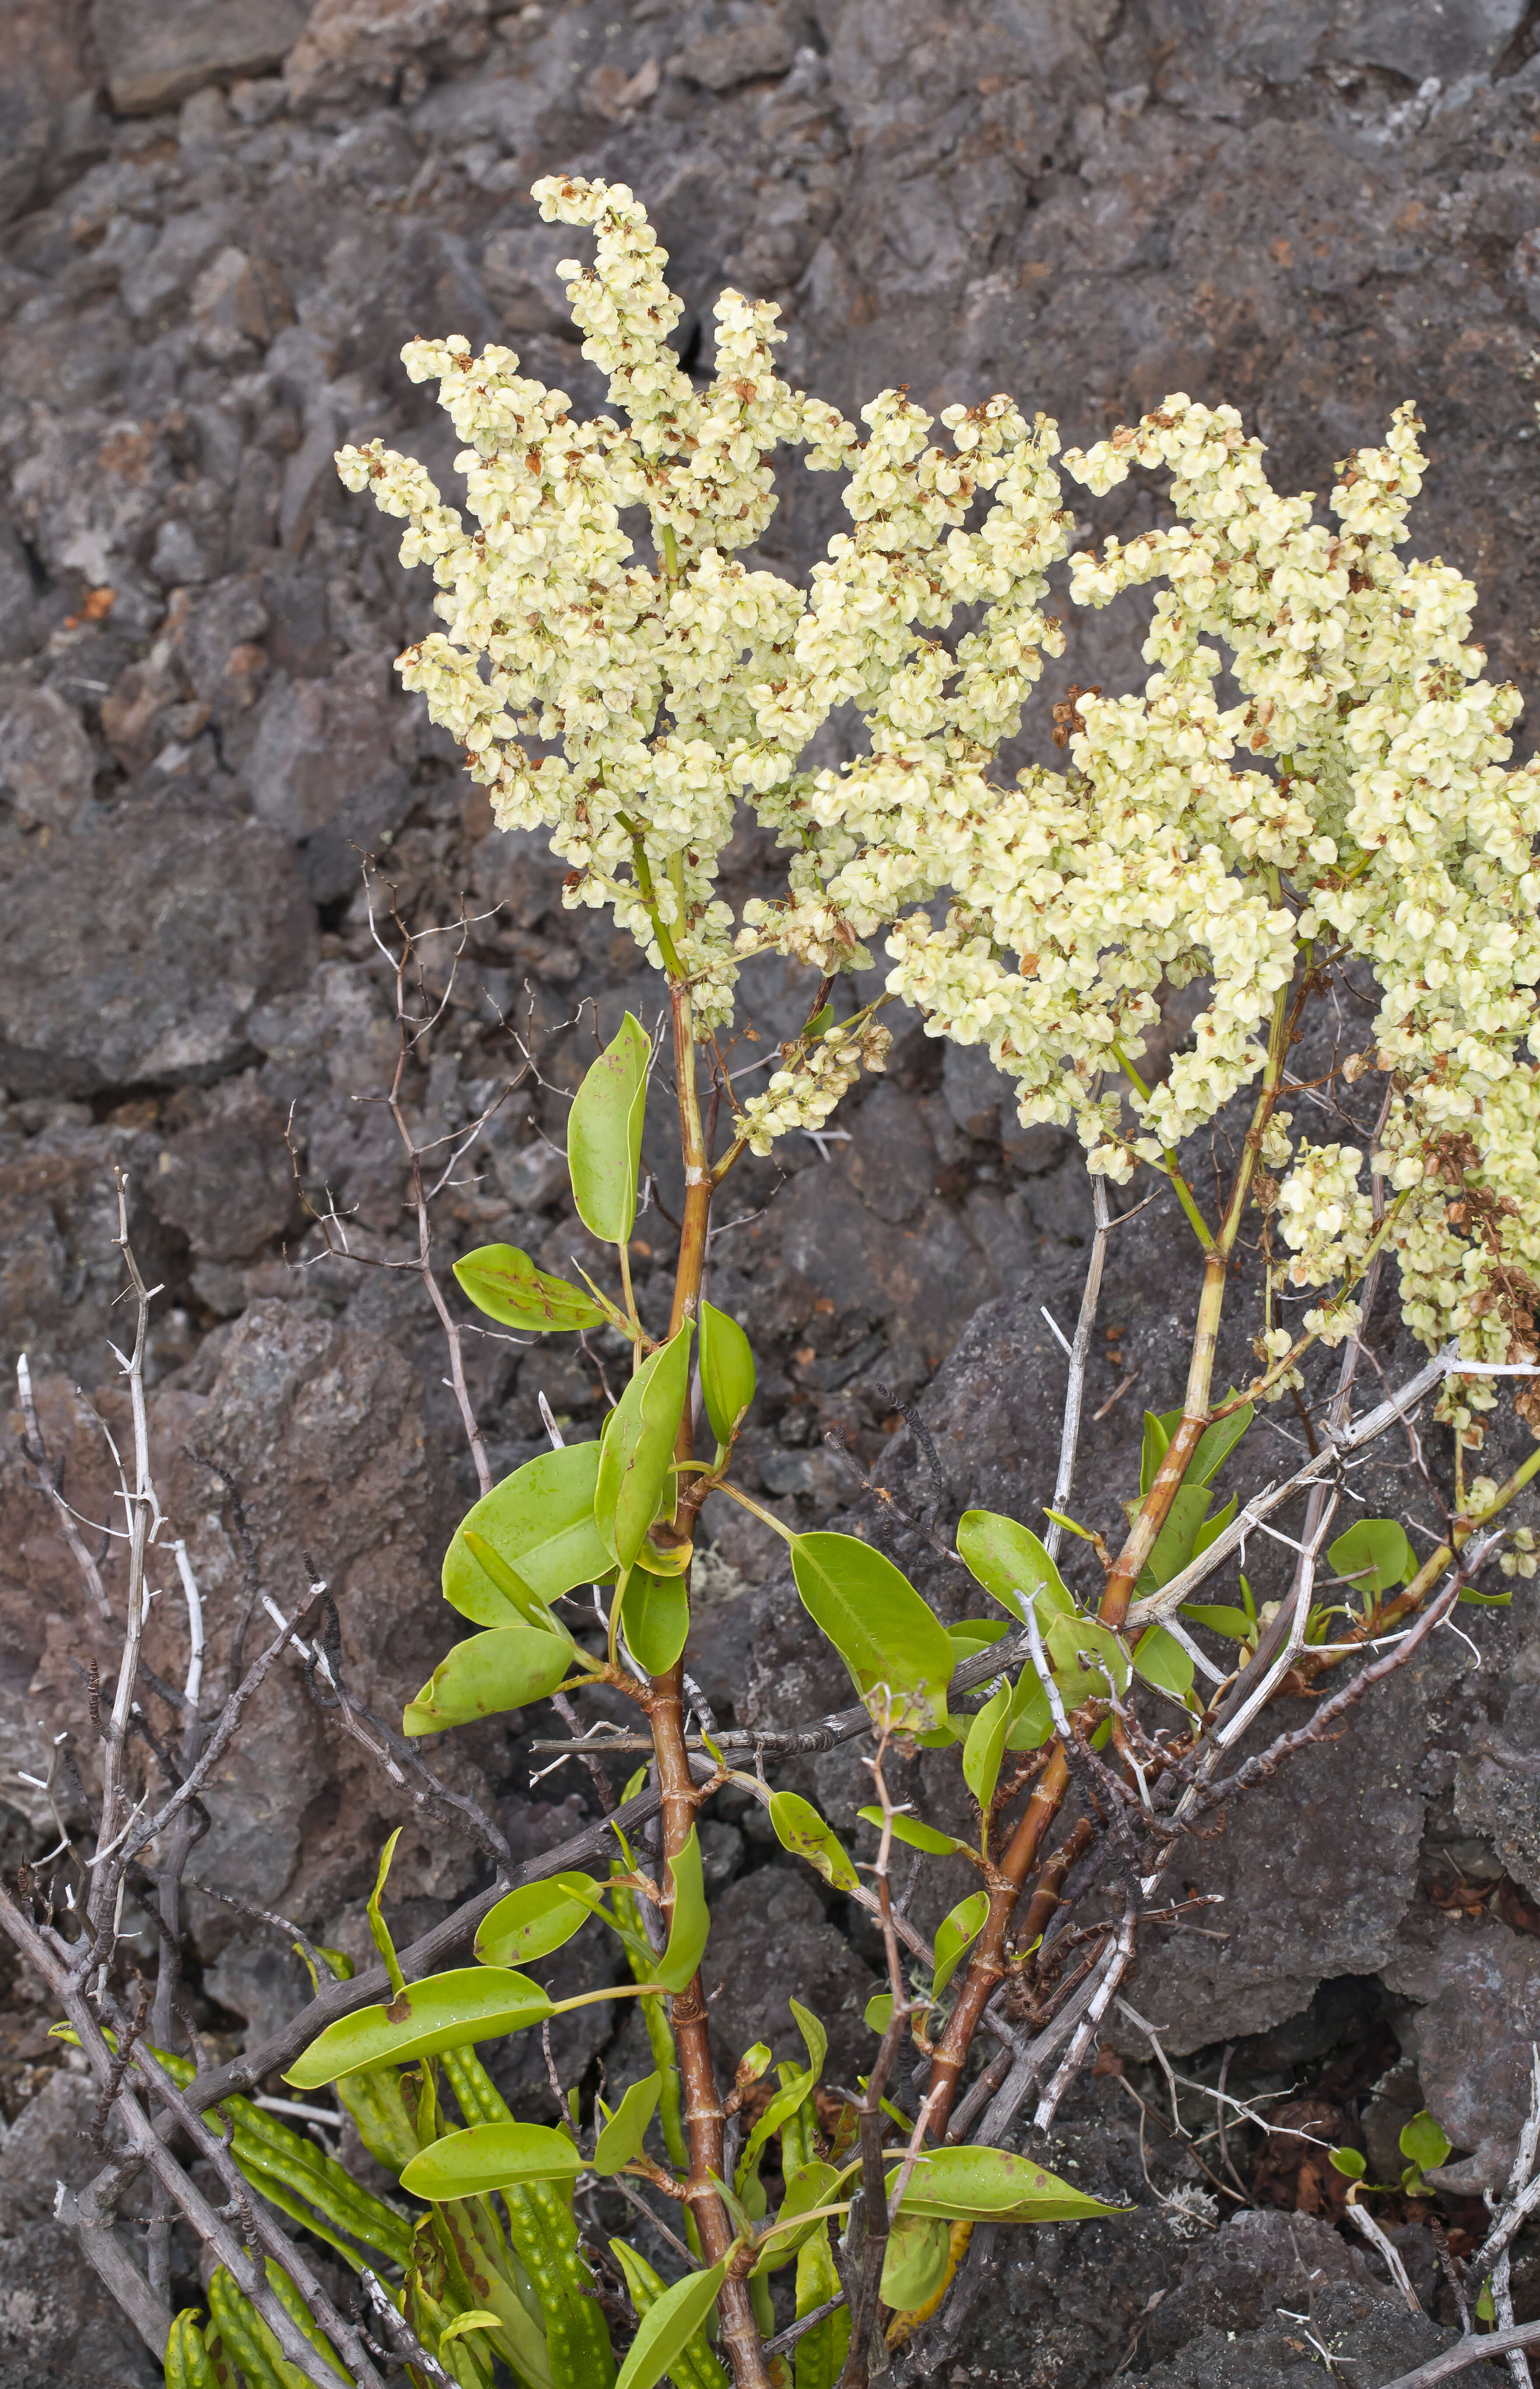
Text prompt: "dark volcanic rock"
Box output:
[[7, 1, 1540, 2381], [0, 810, 316, 1096]]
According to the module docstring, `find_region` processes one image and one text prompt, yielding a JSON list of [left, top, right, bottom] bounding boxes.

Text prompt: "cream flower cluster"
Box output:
[[1052, 395, 1540, 1358], [737, 1018, 893, 1159], [336, 184, 1540, 1378], [1275, 1143, 1374, 1287]]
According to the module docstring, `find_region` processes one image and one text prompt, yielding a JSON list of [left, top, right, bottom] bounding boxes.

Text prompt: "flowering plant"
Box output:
[[340, 178, 1540, 1414], [153, 180, 1540, 2389]]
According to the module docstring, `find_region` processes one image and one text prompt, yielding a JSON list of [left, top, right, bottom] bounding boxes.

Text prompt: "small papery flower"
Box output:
[[1303, 1299, 1362, 1349], [1276, 1144, 1373, 1288], [336, 207, 1540, 1280]]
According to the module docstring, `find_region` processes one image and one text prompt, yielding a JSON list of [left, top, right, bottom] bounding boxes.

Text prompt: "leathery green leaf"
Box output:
[[699, 1301, 756, 1445], [443, 1443, 612, 1626], [453, 1243, 608, 1335], [595, 1323, 693, 1572], [736, 2000, 828, 2194], [946, 1617, 1012, 1660], [474, 1877, 595, 1969], [1330, 1517, 1415, 1597], [1044, 1610, 1131, 1703], [880, 2213, 951, 2310], [285, 1968, 554, 2088], [619, 1565, 690, 1676], [568, 1011, 649, 1244], [932, 1890, 989, 1998], [458, 1530, 558, 1635], [402, 1624, 574, 1736], [769, 1791, 859, 1893], [1132, 1622, 1195, 1701], [855, 1806, 972, 1857], [655, 1826, 709, 1994], [400, 2120, 584, 2202], [791, 1532, 955, 1734], [962, 1678, 1013, 1816], [890, 2145, 1125, 2222], [956, 1512, 1074, 1627], [593, 2073, 661, 2176], [1005, 1672, 1054, 1751], [1128, 1484, 1216, 1595], [1399, 2111, 1452, 2173], [614, 2256, 730, 2389]]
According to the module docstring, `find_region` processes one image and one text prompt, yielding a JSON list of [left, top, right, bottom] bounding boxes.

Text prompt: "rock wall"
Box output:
[[5, 2, 1540, 2382]]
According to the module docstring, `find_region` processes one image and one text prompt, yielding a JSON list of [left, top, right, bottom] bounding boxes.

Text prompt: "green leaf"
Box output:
[[400, 2121, 584, 2201], [1399, 2111, 1451, 2174], [932, 1891, 989, 1998], [1005, 1674, 1055, 1752], [1179, 1602, 1256, 1644], [595, 1324, 693, 1572], [403, 1624, 574, 1736], [286, 1968, 554, 2088], [474, 1877, 596, 1969], [945, 1618, 1012, 1659], [366, 1829, 406, 1998], [437, 2313, 505, 2354], [655, 1827, 709, 1994], [1329, 2146, 1367, 2179], [1139, 1410, 1174, 1498], [1139, 1400, 1252, 1501], [166, 2311, 218, 2389], [1330, 1518, 1416, 1597], [1128, 1484, 1216, 1596], [864, 1991, 893, 2034], [1043, 1611, 1131, 1703], [956, 1512, 1073, 1626], [856, 1806, 972, 1858], [736, 2004, 828, 2192], [459, 1531, 559, 1634], [1477, 2281, 1496, 2324], [880, 2213, 951, 2311], [791, 1532, 955, 1734], [752, 2159, 850, 2276], [962, 1679, 1013, 1816], [1188, 1399, 1254, 1488], [770, 1792, 860, 1892], [454, 1243, 608, 1335], [620, 1565, 690, 1676], [444, 1444, 612, 1625], [1192, 1496, 1238, 1559], [569, 1011, 649, 1244], [610, 2241, 730, 2385], [700, 1301, 756, 1445], [614, 2256, 730, 2389], [594, 2073, 661, 2176], [889, 2145, 1124, 2222], [1132, 1623, 1195, 1701]]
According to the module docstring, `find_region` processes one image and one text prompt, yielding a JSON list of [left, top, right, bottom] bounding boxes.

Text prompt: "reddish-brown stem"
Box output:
[[925, 960, 1301, 2137], [648, 969, 769, 2389], [1014, 1815, 1095, 1956], [923, 1746, 1071, 2133]]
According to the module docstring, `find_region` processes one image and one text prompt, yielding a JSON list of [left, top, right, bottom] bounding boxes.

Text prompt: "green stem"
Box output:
[[616, 1238, 642, 1364], [1110, 1036, 1217, 1256], [711, 1480, 797, 1544], [625, 829, 685, 977]]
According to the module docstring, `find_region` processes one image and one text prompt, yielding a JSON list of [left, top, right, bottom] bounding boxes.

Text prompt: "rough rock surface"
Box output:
[[5, 1, 1540, 2382]]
